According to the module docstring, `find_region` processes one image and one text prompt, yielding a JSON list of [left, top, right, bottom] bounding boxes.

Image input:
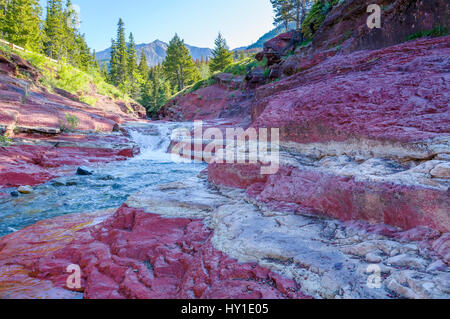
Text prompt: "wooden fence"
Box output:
[[0, 38, 59, 63]]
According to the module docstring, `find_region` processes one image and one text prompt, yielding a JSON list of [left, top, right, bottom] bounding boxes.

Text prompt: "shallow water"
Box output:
[[0, 122, 206, 237]]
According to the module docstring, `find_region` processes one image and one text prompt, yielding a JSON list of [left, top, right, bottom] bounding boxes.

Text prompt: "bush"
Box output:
[[302, 0, 341, 40], [80, 95, 98, 106], [407, 25, 449, 41], [0, 133, 12, 146], [174, 77, 217, 98], [223, 57, 267, 76], [63, 113, 80, 131]]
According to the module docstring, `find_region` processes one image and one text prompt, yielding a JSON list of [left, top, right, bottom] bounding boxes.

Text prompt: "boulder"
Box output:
[[76, 167, 93, 176], [263, 31, 302, 66], [17, 185, 33, 194], [10, 54, 40, 80], [0, 54, 16, 76], [430, 163, 450, 179], [212, 73, 244, 90], [245, 67, 266, 89]]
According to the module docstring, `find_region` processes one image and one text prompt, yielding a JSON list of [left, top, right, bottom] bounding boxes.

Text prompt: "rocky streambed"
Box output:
[[0, 122, 448, 299]]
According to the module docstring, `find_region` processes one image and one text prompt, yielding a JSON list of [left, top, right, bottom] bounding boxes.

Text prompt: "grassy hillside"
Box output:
[[0, 42, 131, 107]]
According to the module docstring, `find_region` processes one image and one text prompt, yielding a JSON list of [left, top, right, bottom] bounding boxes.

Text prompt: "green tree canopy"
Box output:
[[127, 32, 138, 77], [109, 18, 129, 86], [209, 33, 233, 73], [163, 34, 200, 91], [271, 0, 313, 33], [138, 48, 149, 79], [1, 0, 42, 51], [140, 65, 171, 117], [44, 0, 65, 59], [271, 0, 294, 31]]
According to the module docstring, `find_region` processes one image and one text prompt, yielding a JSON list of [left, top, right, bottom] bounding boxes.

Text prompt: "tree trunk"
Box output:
[[299, 0, 307, 42]]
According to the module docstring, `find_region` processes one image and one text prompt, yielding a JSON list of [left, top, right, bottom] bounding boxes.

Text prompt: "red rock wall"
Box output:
[[253, 36, 450, 145], [0, 205, 310, 299], [312, 0, 450, 53]]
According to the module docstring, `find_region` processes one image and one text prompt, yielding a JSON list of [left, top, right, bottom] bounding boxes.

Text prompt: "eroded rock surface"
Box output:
[[0, 49, 146, 189], [1, 177, 447, 299], [0, 132, 138, 188], [209, 36, 450, 233]]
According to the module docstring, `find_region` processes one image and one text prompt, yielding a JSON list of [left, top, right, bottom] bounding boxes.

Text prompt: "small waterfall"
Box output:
[[0, 121, 205, 237], [127, 122, 190, 163]]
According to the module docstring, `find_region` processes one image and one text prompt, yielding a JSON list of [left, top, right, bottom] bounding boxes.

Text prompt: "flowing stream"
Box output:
[[0, 122, 206, 237]]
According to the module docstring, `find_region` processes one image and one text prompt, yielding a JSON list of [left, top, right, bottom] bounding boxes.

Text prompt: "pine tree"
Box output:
[[127, 33, 138, 77], [63, 0, 78, 63], [92, 50, 99, 69], [108, 19, 128, 86], [163, 34, 200, 91], [125, 32, 143, 99], [100, 63, 108, 79], [139, 79, 153, 111], [108, 39, 119, 85], [1, 0, 42, 51], [75, 33, 94, 71], [140, 64, 172, 117], [138, 48, 149, 79], [291, 0, 312, 33], [272, 0, 313, 36], [0, 0, 6, 21], [271, 0, 294, 31], [45, 0, 65, 59], [209, 33, 233, 73], [115, 18, 128, 85]]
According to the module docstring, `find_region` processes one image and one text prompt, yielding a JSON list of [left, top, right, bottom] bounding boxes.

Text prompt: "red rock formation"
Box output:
[[0, 141, 137, 188], [209, 164, 449, 232], [253, 36, 449, 144], [0, 205, 310, 299], [312, 0, 449, 54], [0, 48, 146, 189], [0, 209, 115, 299], [160, 83, 253, 125], [260, 30, 302, 66], [0, 48, 146, 135], [0, 1, 448, 300], [159, 69, 258, 125], [209, 36, 450, 233]]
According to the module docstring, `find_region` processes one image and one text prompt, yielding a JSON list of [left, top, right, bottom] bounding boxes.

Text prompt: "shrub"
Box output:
[[80, 95, 98, 106], [223, 56, 267, 76], [63, 113, 80, 131], [0, 133, 12, 146], [302, 0, 341, 40], [407, 25, 449, 41]]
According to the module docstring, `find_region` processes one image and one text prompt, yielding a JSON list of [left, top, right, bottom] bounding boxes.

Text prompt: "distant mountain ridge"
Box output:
[[97, 40, 212, 67], [97, 25, 294, 66]]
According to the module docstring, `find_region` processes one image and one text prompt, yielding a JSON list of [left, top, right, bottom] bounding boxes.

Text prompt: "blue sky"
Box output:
[[39, 0, 275, 51]]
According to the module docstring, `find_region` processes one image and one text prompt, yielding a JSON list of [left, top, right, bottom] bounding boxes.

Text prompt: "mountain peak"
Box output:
[[97, 40, 211, 67]]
